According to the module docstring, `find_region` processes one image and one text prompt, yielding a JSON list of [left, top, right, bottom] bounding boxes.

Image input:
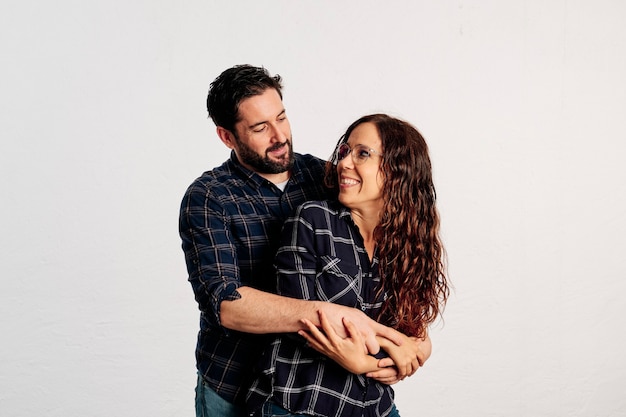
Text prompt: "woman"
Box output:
[[247, 114, 450, 417]]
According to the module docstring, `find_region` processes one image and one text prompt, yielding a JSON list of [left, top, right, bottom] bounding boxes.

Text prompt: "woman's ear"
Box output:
[[216, 126, 236, 149]]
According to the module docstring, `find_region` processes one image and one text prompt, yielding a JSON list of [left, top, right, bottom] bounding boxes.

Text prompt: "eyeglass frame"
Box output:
[[335, 143, 383, 165]]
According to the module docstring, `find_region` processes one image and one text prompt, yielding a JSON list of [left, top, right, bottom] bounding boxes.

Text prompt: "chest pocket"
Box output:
[[315, 255, 363, 308]]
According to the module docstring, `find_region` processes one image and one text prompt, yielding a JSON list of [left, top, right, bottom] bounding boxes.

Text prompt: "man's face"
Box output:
[[231, 88, 294, 174]]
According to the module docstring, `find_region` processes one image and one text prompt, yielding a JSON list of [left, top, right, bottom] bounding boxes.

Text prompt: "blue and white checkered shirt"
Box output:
[[179, 152, 330, 405], [247, 200, 396, 417]]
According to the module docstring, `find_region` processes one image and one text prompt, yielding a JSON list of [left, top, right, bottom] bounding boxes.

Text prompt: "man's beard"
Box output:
[[236, 138, 295, 174]]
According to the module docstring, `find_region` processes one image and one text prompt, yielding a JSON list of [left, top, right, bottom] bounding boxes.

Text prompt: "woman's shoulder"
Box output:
[[291, 200, 351, 232], [297, 199, 343, 215]]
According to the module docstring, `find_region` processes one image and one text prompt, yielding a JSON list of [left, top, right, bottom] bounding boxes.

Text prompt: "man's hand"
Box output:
[[316, 302, 405, 354]]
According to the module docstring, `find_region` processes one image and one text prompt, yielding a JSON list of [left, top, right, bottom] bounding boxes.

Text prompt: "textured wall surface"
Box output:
[[1, 1, 625, 416]]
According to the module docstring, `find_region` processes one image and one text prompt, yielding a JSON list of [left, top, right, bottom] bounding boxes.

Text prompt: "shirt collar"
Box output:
[[227, 151, 269, 189]]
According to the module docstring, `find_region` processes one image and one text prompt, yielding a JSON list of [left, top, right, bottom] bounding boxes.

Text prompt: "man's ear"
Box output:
[[216, 126, 236, 149]]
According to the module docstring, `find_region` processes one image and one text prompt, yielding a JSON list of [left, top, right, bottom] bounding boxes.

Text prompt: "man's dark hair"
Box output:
[[206, 65, 283, 133]]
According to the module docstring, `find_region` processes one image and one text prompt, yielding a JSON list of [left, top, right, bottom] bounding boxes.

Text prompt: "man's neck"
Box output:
[[258, 170, 290, 184]]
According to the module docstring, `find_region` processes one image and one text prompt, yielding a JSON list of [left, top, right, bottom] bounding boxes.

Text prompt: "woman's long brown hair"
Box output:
[[325, 114, 449, 337]]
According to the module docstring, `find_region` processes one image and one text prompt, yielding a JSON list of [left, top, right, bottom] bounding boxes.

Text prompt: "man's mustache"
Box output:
[[267, 140, 290, 152]]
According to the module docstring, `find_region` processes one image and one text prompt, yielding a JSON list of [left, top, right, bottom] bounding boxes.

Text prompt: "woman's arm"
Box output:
[[370, 332, 432, 381], [300, 310, 432, 381]]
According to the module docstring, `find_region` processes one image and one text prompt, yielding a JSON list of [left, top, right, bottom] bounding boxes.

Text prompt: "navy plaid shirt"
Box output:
[[179, 152, 330, 405], [247, 200, 395, 417]]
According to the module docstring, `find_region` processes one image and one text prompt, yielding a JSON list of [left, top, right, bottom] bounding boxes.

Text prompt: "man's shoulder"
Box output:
[[181, 160, 243, 204], [188, 160, 238, 187]]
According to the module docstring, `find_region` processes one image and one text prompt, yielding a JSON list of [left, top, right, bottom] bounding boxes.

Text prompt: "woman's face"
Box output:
[[336, 122, 385, 212]]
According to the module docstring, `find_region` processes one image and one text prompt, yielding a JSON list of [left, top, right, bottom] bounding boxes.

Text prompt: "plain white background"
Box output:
[[2, 1, 625, 416]]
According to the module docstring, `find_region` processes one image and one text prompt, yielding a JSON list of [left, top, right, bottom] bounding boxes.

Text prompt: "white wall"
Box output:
[[2, 1, 625, 416]]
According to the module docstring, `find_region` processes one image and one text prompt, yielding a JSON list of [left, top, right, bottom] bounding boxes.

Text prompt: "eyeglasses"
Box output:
[[336, 143, 383, 165]]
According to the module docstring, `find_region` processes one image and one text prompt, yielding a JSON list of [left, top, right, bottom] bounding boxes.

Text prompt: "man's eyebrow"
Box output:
[[248, 109, 286, 130]]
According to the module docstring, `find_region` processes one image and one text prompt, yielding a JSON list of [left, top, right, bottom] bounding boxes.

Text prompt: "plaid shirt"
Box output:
[[179, 152, 329, 405], [247, 200, 395, 417]]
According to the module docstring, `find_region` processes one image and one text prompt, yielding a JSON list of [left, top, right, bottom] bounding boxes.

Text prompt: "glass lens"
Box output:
[[337, 143, 351, 161], [353, 145, 371, 163]]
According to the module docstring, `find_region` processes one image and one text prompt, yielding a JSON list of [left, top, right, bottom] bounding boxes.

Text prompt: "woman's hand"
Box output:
[[298, 310, 381, 375], [365, 364, 402, 385], [314, 301, 405, 355], [367, 334, 432, 384]]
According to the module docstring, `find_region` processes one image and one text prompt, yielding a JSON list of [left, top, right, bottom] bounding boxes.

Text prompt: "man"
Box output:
[[179, 65, 427, 417]]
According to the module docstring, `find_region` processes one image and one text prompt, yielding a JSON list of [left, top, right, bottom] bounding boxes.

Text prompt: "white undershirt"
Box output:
[[274, 179, 288, 191]]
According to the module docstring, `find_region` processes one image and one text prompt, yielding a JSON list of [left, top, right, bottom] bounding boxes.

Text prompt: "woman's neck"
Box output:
[[350, 208, 380, 261]]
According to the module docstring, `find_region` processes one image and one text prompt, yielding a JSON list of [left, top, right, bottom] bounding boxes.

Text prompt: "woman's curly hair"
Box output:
[[324, 114, 449, 337]]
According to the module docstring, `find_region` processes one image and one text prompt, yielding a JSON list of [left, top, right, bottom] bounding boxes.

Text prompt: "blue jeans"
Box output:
[[195, 374, 246, 417], [259, 402, 308, 417], [258, 401, 401, 417]]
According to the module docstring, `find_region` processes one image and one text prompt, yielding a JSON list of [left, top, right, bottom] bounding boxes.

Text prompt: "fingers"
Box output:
[[398, 354, 421, 377], [298, 330, 324, 351], [342, 317, 367, 354], [374, 322, 404, 347], [364, 335, 381, 355], [300, 318, 317, 332], [396, 364, 408, 379], [299, 312, 344, 354], [415, 334, 432, 366], [299, 318, 325, 342], [298, 318, 330, 352], [399, 354, 420, 377], [377, 357, 395, 368], [367, 366, 401, 385], [298, 329, 323, 351], [409, 357, 420, 376], [317, 310, 340, 344], [370, 375, 401, 385]]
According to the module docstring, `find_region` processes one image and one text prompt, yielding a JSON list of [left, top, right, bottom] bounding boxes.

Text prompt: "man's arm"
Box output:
[[220, 286, 316, 333], [220, 286, 405, 354]]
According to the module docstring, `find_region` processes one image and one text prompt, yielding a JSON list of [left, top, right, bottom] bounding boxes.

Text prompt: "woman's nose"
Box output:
[[338, 154, 354, 169]]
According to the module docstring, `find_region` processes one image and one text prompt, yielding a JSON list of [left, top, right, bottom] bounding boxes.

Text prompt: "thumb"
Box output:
[[365, 335, 380, 355]]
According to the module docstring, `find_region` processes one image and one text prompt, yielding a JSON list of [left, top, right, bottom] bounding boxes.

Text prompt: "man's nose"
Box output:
[[269, 123, 288, 142]]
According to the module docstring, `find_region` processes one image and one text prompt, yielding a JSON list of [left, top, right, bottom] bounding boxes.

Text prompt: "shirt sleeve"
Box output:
[[179, 182, 242, 332]]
